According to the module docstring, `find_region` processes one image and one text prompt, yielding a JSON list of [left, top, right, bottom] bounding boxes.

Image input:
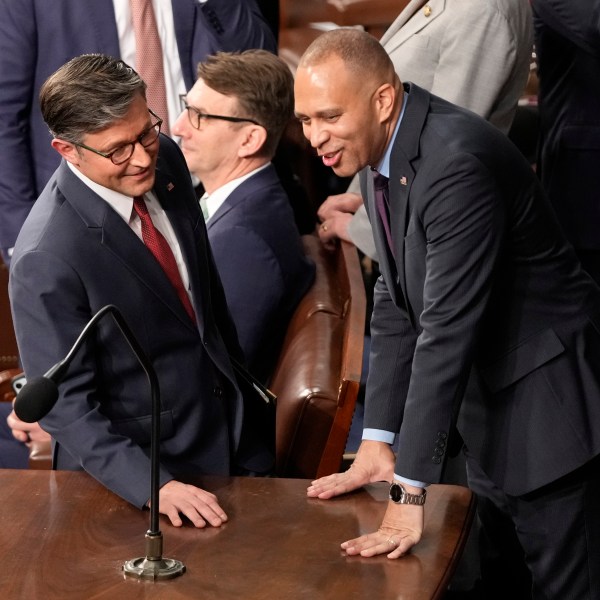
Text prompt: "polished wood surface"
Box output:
[[0, 471, 474, 599]]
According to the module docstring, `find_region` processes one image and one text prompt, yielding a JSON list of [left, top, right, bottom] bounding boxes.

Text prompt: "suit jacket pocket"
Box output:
[[479, 328, 564, 394], [112, 409, 175, 444]]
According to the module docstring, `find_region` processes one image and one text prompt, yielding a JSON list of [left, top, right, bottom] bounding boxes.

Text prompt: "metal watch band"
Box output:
[[389, 482, 427, 505]]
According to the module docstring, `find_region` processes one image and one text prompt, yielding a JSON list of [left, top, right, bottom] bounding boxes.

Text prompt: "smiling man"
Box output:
[[9, 54, 273, 527], [295, 29, 600, 599], [173, 50, 314, 383]]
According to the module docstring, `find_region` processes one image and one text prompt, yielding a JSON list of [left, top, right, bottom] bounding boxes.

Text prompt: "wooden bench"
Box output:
[[272, 233, 365, 478]]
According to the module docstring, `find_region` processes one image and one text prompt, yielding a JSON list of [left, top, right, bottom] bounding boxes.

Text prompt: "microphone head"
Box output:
[[14, 376, 60, 423]]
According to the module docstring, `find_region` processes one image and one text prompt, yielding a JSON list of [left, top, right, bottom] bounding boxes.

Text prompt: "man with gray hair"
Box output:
[[9, 54, 272, 527]]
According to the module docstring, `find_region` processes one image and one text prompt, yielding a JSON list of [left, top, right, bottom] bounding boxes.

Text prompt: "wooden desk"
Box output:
[[0, 471, 474, 599]]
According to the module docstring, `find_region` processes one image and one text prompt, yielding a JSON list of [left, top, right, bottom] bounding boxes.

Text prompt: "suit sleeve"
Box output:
[[380, 152, 505, 484], [531, 0, 600, 56], [200, 0, 277, 54], [0, 0, 39, 257], [9, 250, 174, 508]]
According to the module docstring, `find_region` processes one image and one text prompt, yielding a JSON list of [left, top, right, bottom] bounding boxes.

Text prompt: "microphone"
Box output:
[[15, 304, 185, 580]]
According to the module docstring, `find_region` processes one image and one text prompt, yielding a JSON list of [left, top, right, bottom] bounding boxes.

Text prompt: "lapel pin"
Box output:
[[167, 182, 175, 191], [400, 176, 408, 186], [424, 5, 432, 17]]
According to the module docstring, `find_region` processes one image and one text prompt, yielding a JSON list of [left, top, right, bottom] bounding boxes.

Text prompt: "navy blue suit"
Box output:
[[9, 135, 272, 507], [0, 0, 276, 261], [206, 165, 315, 383]]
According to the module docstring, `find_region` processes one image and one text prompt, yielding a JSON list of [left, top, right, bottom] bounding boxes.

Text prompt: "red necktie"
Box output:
[[130, 0, 170, 134], [373, 171, 394, 256], [133, 196, 196, 323]]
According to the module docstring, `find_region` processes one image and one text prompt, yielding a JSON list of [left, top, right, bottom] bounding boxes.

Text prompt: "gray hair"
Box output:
[[39, 54, 147, 143]]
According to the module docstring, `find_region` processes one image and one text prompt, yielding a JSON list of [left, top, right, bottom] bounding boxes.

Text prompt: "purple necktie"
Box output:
[[373, 171, 394, 255]]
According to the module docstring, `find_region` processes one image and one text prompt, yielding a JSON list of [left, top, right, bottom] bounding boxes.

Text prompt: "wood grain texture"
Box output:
[[0, 471, 474, 599]]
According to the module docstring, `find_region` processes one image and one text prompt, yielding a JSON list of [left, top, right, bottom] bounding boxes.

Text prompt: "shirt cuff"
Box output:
[[394, 475, 428, 488], [362, 428, 395, 445]]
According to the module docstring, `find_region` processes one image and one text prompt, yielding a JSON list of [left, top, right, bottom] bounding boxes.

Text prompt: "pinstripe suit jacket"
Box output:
[[361, 84, 600, 496]]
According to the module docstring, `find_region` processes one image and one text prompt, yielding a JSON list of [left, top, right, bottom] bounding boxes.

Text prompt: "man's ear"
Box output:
[[374, 82, 396, 123], [51, 138, 82, 165], [238, 125, 268, 158]]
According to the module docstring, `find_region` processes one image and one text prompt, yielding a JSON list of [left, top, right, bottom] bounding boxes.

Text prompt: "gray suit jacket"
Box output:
[[361, 84, 600, 496], [9, 136, 271, 507], [349, 0, 534, 260]]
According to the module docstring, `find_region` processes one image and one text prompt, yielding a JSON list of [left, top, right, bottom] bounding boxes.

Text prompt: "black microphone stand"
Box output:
[[17, 304, 185, 580]]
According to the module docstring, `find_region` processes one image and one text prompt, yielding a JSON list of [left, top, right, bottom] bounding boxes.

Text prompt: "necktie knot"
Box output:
[[373, 171, 389, 191]]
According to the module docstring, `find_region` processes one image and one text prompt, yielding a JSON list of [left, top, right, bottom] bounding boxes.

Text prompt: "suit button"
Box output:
[[432, 457, 442, 464], [213, 386, 223, 398], [437, 431, 447, 440]]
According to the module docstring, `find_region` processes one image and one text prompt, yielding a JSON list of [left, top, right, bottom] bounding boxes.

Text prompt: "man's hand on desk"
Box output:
[[341, 499, 424, 559], [156, 480, 229, 528], [7, 409, 51, 445], [306, 440, 396, 499]]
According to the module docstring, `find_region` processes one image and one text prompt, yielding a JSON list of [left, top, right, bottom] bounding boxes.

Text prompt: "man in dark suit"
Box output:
[[0, 0, 276, 265], [532, 0, 600, 284], [173, 50, 314, 383], [294, 29, 600, 598], [9, 54, 272, 527]]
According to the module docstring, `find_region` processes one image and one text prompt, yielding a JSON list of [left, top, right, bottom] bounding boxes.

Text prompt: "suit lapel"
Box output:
[[153, 166, 206, 334], [57, 161, 199, 332], [381, 83, 431, 326]]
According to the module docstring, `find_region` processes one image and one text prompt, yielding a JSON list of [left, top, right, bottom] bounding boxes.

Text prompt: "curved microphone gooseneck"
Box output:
[[15, 304, 185, 580]]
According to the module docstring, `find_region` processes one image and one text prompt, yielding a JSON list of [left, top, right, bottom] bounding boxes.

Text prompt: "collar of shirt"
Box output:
[[66, 161, 192, 295], [374, 90, 408, 179], [204, 163, 270, 221]]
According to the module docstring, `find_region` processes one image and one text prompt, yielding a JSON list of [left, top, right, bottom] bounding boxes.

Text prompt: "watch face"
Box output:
[[390, 483, 403, 502]]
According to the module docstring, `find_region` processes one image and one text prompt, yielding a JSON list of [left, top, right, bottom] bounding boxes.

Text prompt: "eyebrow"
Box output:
[[100, 118, 154, 152]]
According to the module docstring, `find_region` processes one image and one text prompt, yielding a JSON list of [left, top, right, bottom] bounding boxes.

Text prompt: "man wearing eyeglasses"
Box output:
[[8, 54, 273, 527], [172, 50, 315, 383]]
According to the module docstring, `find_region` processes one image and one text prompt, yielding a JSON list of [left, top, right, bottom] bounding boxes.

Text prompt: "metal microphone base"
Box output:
[[122, 531, 186, 580], [122, 556, 186, 580]]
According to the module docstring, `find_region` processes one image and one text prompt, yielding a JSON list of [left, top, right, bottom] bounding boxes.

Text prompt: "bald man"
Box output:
[[294, 28, 600, 599]]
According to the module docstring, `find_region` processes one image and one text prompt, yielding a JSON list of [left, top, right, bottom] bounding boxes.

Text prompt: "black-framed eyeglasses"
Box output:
[[72, 108, 163, 165], [179, 94, 261, 129]]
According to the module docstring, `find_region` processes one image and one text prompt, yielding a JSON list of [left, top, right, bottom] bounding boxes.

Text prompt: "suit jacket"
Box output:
[[361, 83, 600, 496], [206, 164, 315, 383], [348, 0, 533, 260], [532, 0, 600, 250], [9, 135, 272, 508], [0, 0, 276, 259]]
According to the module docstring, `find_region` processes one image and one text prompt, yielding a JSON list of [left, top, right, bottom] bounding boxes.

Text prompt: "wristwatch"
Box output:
[[389, 482, 427, 505]]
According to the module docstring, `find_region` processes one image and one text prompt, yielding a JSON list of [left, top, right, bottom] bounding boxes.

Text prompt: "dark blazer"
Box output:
[[206, 164, 315, 382], [0, 0, 276, 260], [532, 0, 600, 250], [9, 135, 271, 508], [361, 83, 600, 496]]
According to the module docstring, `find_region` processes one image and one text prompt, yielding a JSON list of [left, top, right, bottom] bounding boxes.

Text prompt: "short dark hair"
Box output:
[[299, 28, 396, 85], [197, 50, 294, 158], [39, 54, 147, 144]]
